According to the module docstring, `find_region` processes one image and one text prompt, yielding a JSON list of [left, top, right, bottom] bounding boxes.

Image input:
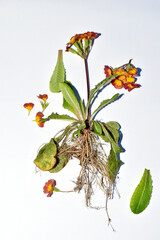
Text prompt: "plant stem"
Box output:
[[84, 58, 90, 120]]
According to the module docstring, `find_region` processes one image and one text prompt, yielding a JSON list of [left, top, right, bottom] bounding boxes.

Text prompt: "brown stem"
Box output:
[[84, 58, 90, 120]]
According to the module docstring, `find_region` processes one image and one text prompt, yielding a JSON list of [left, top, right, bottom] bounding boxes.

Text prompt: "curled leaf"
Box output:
[[49, 154, 69, 173], [34, 139, 57, 171], [130, 169, 152, 214]]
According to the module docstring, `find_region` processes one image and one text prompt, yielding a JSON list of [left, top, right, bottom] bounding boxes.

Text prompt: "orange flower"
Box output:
[[66, 31, 99, 52], [37, 94, 48, 102], [24, 103, 34, 115], [111, 79, 124, 89], [125, 75, 135, 83], [43, 179, 56, 197], [33, 112, 45, 127], [128, 67, 137, 76]]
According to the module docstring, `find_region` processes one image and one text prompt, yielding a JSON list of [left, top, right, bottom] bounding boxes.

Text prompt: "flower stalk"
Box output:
[[84, 58, 90, 120]]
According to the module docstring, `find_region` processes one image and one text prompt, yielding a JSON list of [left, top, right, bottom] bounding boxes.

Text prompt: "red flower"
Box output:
[[124, 82, 141, 92], [43, 179, 56, 197], [37, 94, 48, 102], [104, 66, 112, 78], [24, 102, 34, 115], [33, 112, 45, 127]]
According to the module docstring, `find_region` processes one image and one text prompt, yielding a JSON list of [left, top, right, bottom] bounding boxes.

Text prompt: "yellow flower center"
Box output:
[[26, 106, 32, 110], [47, 184, 53, 192], [126, 75, 135, 83]]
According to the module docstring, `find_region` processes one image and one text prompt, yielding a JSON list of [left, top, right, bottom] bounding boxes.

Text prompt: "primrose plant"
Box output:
[[24, 32, 152, 229]]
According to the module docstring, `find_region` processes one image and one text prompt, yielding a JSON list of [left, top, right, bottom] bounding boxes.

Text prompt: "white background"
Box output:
[[0, 0, 160, 239]]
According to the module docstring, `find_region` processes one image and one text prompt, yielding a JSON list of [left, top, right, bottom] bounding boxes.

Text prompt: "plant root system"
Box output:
[[57, 129, 117, 230]]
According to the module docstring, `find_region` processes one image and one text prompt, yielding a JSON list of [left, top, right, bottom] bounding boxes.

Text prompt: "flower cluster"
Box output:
[[66, 31, 99, 51], [43, 179, 56, 197], [24, 94, 49, 127], [104, 65, 141, 91], [66, 31, 99, 59]]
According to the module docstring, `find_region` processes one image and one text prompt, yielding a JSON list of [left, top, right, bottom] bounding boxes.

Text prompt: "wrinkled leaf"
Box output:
[[106, 147, 123, 181], [130, 169, 152, 214], [105, 121, 120, 143], [60, 82, 83, 120], [90, 93, 119, 120], [105, 121, 120, 130], [34, 139, 57, 171], [99, 123, 123, 182], [40, 112, 77, 122], [49, 154, 69, 173], [50, 50, 65, 93]]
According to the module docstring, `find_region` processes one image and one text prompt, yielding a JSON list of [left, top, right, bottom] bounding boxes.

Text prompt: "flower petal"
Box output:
[[113, 69, 128, 77], [124, 82, 141, 91], [104, 66, 112, 78], [128, 67, 138, 76]]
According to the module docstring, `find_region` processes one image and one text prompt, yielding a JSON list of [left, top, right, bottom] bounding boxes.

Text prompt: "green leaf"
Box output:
[[106, 147, 123, 182], [105, 121, 120, 143], [53, 187, 60, 192], [60, 82, 83, 120], [105, 121, 120, 130], [92, 121, 102, 135], [100, 123, 122, 151], [72, 129, 80, 138], [90, 93, 119, 120], [40, 112, 77, 122], [34, 139, 57, 171], [85, 74, 118, 118], [49, 154, 69, 173], [62, 82, 85, 118], [130, 169, 152, 214], [80, 99, 85, 119], [99, 123, 123, 182], [63, 97, 77, 116], [50, 50, 65, 93]]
